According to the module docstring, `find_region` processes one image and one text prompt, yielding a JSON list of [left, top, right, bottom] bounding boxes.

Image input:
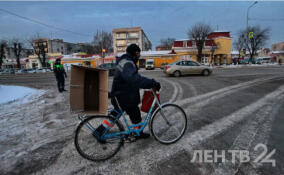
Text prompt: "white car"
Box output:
[[27, 69, 37, 73]]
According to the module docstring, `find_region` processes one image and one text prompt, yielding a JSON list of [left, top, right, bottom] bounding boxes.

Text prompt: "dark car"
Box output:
[[97, 63, 116, 76]]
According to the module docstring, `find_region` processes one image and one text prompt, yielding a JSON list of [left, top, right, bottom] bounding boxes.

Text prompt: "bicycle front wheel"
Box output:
[[150, 104, 187, 144], [74, 115, 124, 161]]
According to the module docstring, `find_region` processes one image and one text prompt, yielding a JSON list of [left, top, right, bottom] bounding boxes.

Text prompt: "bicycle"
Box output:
[[74, 89, 187, 161]]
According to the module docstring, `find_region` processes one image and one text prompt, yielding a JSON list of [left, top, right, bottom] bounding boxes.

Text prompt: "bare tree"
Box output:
[[188, 23, 212, 62], [82, 43, 95, 54], [159, 37, 176, 49], [0, 40, 7, 68], [27, 33, 48, 68], [243, 26, 270, 63], [210, 41, 218, 66], [93, 30, 113, 54], [233, 32, 246, 63], [9, 38, 23, 69]]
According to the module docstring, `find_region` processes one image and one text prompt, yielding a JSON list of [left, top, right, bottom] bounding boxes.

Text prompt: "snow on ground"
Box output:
[[0, 85, 77, 174], [214, 63, 280, 69], [0, 85, 39, 105]]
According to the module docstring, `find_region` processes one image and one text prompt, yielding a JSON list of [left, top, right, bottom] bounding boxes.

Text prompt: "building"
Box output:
[[29, 38, 88, 69], [271, 42, 284, 63], [33, 38, 85, 55], [112, 27, 152, 54], [156, 45, 172, 51], [172, 31, 232, 65], [1, 47, 33, 69], [139, 50, 179, 68]]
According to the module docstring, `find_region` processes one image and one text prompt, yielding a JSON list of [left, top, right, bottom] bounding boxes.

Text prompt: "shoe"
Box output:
[[135, 131, 150, 139]]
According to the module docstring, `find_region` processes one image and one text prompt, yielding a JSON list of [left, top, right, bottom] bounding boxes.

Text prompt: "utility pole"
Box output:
[[246, 1, 258, 44]]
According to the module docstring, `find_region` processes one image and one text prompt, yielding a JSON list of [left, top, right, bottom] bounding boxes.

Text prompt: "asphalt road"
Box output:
[[0, 66, 283, 175]]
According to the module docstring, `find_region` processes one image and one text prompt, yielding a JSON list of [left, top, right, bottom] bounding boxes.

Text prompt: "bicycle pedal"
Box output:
[[125, 135, 137, 143]]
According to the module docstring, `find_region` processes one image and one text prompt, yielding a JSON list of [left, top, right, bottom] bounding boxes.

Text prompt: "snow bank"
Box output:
[[0, 85, 39, 105]]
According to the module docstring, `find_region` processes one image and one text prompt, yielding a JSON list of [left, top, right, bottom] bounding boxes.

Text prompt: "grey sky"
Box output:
[[0, 1, 283, 49]]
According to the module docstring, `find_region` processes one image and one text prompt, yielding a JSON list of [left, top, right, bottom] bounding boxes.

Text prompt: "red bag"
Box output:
[[141, 90, 160, 113]]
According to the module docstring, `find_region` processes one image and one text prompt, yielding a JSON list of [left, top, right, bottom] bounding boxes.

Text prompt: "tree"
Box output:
[[0, 40, 7, 68], [243, 26, 270, 63], [188, 23, 212, 62], [81, 43, 95, 54], [9, 38, 23, 69], [159, 37, 176, 49], [27, 33, 48, 68], [233, 32, 246, 63], [210, 42, 218, 66], [92, 30, 113, 54]]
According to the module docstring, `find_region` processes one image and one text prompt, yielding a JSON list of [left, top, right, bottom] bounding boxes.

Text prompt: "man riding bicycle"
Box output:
[[111, 44, 161, 139]]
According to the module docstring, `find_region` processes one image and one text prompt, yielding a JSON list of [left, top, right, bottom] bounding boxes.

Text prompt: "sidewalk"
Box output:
[[211, 63, 282, 69]]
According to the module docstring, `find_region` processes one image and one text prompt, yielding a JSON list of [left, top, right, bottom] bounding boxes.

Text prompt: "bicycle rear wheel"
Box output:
[[74, 115, 124, 161], [150, 104, 187, 144]]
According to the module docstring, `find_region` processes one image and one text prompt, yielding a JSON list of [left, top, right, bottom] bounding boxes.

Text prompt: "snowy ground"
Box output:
[[0, 85, 77, 174], [0, 85, 40, 105]]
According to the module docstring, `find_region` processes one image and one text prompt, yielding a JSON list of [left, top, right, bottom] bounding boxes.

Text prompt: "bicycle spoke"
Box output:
[[151, 104, 187, 144]]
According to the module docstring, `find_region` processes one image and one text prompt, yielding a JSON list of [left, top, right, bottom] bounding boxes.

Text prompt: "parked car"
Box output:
[[1, 69, 15, 74], [243, 57, 256, 64], [145, 59, 155, 70], [163, 60, 212, 77], [97, 63, 116, 76], [256, 57, 271, 64], [27, 68, 37, 73]]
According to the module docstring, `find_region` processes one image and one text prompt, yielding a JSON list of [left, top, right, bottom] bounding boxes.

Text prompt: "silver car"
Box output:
[[163, 60, 212, 77]]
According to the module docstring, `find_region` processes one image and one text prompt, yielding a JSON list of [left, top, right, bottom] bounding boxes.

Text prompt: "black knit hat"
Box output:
[[126, 44, 141, 56]]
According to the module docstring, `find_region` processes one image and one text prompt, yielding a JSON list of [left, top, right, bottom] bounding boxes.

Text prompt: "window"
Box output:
[[116, 33, 126, 39], [128, 32, 139, 38], [117, 40, 126, 46], [188, 61, 200, 66]]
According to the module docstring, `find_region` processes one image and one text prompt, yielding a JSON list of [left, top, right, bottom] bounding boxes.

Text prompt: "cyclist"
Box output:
[[111, 44, 161, 139]]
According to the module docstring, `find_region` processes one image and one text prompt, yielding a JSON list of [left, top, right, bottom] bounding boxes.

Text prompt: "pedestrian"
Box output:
[[110, 44, 161, 139], [53, 59, 67, 93]]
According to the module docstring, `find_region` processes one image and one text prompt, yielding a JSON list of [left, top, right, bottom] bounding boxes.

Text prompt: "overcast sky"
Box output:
[[0, 1, 283, 49]]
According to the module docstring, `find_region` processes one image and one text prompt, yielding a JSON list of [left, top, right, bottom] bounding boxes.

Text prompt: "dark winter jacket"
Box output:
[[111, 53, 156, 109], [53, 64, 67, 81]]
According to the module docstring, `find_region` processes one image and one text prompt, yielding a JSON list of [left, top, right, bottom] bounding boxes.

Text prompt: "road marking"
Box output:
[[161, 78, 179, 103], [181, 85, 284, 152], [175, 76, 280, 108], [211, 94, 284, 175]]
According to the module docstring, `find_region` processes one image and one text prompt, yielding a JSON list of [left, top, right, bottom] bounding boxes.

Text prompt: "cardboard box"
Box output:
[[70, 65, 108, 115]]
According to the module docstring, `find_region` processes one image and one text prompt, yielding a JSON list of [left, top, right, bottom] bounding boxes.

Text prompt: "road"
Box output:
[[0, 66, 283, 175]]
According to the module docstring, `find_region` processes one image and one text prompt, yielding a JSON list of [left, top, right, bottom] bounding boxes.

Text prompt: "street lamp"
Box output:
[[246, 1, 257, 63], [246, 1, 258, 30]]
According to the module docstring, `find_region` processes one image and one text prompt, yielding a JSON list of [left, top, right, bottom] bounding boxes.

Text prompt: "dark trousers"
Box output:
[[124, 106, 142, 124], [111, 99, 142, 124], [56, 77, 65, 92]]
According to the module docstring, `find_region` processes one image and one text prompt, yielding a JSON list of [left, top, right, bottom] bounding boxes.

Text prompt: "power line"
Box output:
[[250, 18, 284, 21], [0, 8, 92, 37]]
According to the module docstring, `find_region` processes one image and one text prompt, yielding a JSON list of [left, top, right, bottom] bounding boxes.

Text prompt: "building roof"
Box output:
[[116, 50, 175, 57], [112, 27, 142, 32]]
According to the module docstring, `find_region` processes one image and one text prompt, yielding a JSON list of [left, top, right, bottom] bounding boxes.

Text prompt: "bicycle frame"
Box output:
[[102, 89, 163, 140]]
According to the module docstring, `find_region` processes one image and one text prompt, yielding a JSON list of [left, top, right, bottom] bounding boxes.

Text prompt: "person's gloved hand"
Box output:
[[154, 81, 161, 91]]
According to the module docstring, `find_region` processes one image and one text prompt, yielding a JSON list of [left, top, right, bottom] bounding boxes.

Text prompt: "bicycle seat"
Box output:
[[108, 91, 121, 99]]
